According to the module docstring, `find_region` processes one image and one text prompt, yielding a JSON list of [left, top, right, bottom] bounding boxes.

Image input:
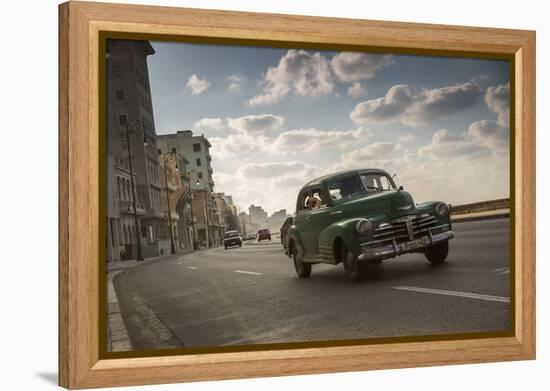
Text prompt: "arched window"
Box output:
[[117, 177, 121, 200], [126, 179, 131, 202], [121, 178, 126, 201]]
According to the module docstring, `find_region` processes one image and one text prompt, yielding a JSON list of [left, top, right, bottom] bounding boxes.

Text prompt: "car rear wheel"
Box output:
[[424, 241, 449, 264], [342, 243, 367, 282], [293, 243, 311, 278]]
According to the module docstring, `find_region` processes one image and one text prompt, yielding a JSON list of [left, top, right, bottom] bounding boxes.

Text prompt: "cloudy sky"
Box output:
[[148, 41, 510, 215]]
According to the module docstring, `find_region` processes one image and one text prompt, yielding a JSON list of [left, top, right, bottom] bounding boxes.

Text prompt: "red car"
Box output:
[[257, 229, 271, 242]]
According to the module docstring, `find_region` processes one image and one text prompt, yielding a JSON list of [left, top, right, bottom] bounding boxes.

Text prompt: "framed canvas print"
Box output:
[[58, 1, 536, 389]]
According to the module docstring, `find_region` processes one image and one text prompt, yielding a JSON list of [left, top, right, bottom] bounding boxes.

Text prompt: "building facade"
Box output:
[[106, 39, 164, 260], [157, 130, 219, 247], [249, 205, 268, 228]]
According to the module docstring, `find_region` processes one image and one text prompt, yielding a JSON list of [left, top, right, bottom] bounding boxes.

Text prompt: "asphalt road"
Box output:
[[116, 218, 510, 349]]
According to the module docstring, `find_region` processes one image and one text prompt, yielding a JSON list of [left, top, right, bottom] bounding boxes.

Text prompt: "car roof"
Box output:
[[301, 168, 390, 190]]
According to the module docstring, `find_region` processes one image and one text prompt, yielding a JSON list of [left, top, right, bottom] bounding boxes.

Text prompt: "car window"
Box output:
[[361, 173, 394, 192], [305, 188, 323, 209], [299, 191, 311, 211], [328, 176, 363, 200]]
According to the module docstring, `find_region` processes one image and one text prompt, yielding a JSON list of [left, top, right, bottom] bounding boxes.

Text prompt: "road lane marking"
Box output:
[[188, 266, 198, 270], [393, 286, 509, 303], [234, 270, 263, 276]]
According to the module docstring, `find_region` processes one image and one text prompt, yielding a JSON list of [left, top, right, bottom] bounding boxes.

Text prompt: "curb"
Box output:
[[451, 212, 510, 223], [106, 270, 133, 352], [111, 271, 185, 351]]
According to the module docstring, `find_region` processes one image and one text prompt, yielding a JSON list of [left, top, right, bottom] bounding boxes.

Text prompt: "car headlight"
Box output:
[[435, 202, 449, 217], [356, 219, 372, 235]]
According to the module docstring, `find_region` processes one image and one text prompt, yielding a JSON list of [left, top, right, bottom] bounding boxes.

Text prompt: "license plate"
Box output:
[[400, 237, 429, 252]]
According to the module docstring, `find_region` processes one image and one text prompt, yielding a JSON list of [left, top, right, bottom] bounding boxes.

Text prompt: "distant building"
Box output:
[[249, 205, 268, 227], [213, 192, 227, 239], [157, 130, 214, 192], [238, 212, 250, 236], [106, 39, 163, 260], [268, 209, 289, 231], [157, 130, 219, 247]]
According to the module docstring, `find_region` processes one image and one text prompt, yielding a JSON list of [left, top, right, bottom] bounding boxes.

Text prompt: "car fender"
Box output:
[[319, 218, 364, 258], [318, 213, 390, 258], [286, 225, 304, 257]]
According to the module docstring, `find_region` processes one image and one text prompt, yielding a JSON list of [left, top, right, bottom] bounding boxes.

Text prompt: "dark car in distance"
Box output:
[[223, 230, 242, 249], [285, 169, 454, 282], [257, 229, 271, 242]]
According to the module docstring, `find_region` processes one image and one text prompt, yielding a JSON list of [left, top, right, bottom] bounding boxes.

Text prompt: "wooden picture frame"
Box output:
[[59, 1, 536, 389]]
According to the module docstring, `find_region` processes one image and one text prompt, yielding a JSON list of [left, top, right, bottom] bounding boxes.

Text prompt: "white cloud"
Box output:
[[331, 52, 393, 82], [341, 142, 400, 161], [186, 74, 210, 95], [248, 50, 334, 106], [404, 82, 482, 126], [227, 114, 284, 135], [210, 133, 268, 159], [350, 82, 482, 127], [227, 74, 244, 93], [485, 83, 509, 127], [419, 128, 488, 159], [193, 117, 225, 130], [467, 120, 509, 149], [347, 82, 367, 97], [398, 134, 414, 143], [270, 127, 370, 153], [238, 161, 313, 179], [350, 84, 413, 124]]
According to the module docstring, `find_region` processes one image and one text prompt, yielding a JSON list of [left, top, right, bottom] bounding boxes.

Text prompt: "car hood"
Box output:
[[338, 189, 416, 218]]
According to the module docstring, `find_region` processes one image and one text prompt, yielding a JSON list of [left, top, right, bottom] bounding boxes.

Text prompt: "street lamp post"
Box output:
[[163, 152, 177, 255], [187, 193, 196, 250], [187, 170, 210, 247], [125, 118, 146, 261]]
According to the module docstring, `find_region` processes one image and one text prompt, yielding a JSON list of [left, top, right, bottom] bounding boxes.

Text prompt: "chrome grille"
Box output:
[[372, 214, 438, 244]]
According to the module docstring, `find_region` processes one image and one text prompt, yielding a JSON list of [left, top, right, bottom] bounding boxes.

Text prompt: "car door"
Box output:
[[305, 187, 330, 260], [294, 189, 315, 259]]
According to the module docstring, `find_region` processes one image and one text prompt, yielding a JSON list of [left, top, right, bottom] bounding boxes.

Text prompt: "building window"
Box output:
[[193, 143, 201, 152], [123, 225, 128, 245], [198, 172, 203, 179], [196, 158, 202, 167], [118, 114, 127, 126], [158, 149, 162, 155], [171, 147, 177, 153], [117, 177, 121, 200], [115, 89, 125, 101], [112, 63, 122, 79]]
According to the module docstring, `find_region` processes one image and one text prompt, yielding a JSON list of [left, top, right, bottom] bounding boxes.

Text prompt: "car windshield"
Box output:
[[360, 173, 395, 193], [224, 231, 239, 238], [328, 173, 394, 200]]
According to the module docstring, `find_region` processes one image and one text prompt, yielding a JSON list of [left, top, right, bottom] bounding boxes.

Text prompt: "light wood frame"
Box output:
[[59, 1, 536, 389]]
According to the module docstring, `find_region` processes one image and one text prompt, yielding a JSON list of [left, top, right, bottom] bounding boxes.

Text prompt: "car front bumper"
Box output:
[[224, 239, 241, 246], [358, 229, 454, 262]]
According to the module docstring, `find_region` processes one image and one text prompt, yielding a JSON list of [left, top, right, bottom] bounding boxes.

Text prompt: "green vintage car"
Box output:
[[285, 169, 454, 282]]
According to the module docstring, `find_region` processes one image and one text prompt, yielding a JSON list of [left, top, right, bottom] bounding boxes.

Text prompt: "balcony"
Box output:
[[119, 200, 147, 216]]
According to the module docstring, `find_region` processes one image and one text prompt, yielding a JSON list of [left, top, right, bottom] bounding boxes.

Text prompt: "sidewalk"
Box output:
[[106, 245, 222, 352]]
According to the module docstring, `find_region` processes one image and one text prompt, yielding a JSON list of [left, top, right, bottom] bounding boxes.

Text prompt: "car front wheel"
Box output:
[[424, 241, 449, 264], [342, 243, 367, 282], [293, 243, 311, 278]]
